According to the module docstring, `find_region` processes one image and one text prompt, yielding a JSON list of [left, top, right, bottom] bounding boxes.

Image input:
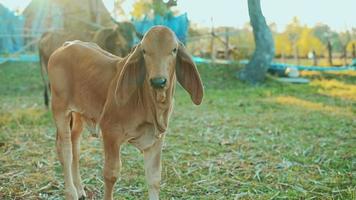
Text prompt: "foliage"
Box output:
[[189, 16, 355, 60], [297, 28, 326, 56], [339, 31, 352, 47], [231, 25, 255, 59], [274, 32, 292, 57], [274, 17, 326, 57], [347, 40, 356, 53], [312, 23, 343, 53], [131, 0, 152, 19], [131, 0, 173, 19], [0, 62, 355, 199]]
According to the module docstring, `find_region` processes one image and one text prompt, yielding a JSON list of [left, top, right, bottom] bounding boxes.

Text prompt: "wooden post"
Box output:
[[352, 43, 355, 59], [327, 40, 333, 66], [224, 27, 230, 60], [89, 0, 101, 25], [294, 44, 300, 65], [210, 18, 215, 62], [312, 50, 318, 66], [282, 52, 285, 63]]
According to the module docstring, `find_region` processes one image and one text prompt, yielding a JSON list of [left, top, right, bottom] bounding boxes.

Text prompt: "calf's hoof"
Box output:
[[76, 186, 86, 200], [65, 188, 78, 200]]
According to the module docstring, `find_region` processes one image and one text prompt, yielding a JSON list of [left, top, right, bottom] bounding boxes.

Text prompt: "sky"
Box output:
[[1, 0, 355, 32]]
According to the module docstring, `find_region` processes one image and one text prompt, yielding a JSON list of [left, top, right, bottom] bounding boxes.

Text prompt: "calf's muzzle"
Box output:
[[150, 77, 167, 89]]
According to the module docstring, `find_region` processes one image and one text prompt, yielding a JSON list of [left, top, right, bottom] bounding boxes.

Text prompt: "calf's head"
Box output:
[[116, 26, 203, 105]]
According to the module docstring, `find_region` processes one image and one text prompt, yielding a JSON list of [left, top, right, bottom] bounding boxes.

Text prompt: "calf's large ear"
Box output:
[[176, 42, 204, 105], [115, 44, 145, 105]]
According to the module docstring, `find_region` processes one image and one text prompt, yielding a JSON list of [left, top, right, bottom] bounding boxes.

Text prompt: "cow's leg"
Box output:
[[44, 85, 49, 108], [143, 137, 164, 200], [70, 112, 85, 199], [53, 109, 77, 200], [39, 54, 50, 108], [102, 133, 122, 200]]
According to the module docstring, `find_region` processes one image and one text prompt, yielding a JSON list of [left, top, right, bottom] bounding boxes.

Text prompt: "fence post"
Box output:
[[343, 45, 347, 66], [224, 27, 230, 60], [295, 46, 300, 65], [210, 18, 215, 62], [312, 50, 318, 66], [327, 40, 333, 66]]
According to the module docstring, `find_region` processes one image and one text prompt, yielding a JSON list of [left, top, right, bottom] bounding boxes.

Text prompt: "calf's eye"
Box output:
[[172, 48, 177, 54]]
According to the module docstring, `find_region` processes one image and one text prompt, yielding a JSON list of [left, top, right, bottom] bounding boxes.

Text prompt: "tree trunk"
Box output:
[[343, 45, 347, 66], [239, 0, 274, 84]]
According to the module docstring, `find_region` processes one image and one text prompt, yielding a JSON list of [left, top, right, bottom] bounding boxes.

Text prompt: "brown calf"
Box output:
[[47, 26, 203, 200]]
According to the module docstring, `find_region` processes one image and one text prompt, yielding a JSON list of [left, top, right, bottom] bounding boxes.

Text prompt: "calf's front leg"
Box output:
[[143, 137, 164, 200], [103, 133, 122, 200]]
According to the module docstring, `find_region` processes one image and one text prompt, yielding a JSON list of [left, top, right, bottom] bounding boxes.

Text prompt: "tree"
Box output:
[[339, 31, 351, 65], [239, 0, 274, 84], [312, 23, 343, 53], [297, 27, 325, 57], [347, 40, 356, 58], [131, 0, 177, 19], [275, 33, 292, 57], [312, 23, 343, 65], [285, 17, 302, 64]]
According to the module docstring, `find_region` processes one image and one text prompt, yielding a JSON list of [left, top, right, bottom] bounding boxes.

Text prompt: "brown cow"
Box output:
[[39, 22, 139, 108], [93, 21, 139, 57], [48, 26, 203, 200]]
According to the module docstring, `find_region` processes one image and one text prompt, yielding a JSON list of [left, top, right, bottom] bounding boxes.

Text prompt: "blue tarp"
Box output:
[[133, 13, 189, 43], [270, 62, 356, 71], [0, 4, 25, 53], [0, 54, 39, 64]]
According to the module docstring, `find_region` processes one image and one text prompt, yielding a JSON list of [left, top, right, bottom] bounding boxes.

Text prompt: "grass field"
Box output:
[[0, 62, 355, 199]]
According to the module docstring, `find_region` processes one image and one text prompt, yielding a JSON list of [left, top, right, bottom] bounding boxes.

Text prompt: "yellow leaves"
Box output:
[[311, 79, 356, 101], [130, 0, 170, 19], [0, 108, 44, 127], [346, 40, 356, 52], [297, 28, 326, 56], [274, 17, 326, 57], [275, 33, 292, 56], [285, 16, 303, 37], [272, 96, 353, 116], [131, 0, 151, 19], [275, 96, 331, 111]]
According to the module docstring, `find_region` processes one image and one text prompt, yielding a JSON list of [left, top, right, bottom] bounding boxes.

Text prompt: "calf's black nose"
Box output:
[[150, 77, 167, 89]]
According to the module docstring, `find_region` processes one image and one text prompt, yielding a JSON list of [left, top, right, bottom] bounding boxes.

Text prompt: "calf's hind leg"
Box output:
[[53, 108, 78, 200], [70, 112, 86, 199]]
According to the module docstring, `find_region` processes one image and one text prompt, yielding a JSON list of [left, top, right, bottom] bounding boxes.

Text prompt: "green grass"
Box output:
[[0, 62, 355, 199]]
